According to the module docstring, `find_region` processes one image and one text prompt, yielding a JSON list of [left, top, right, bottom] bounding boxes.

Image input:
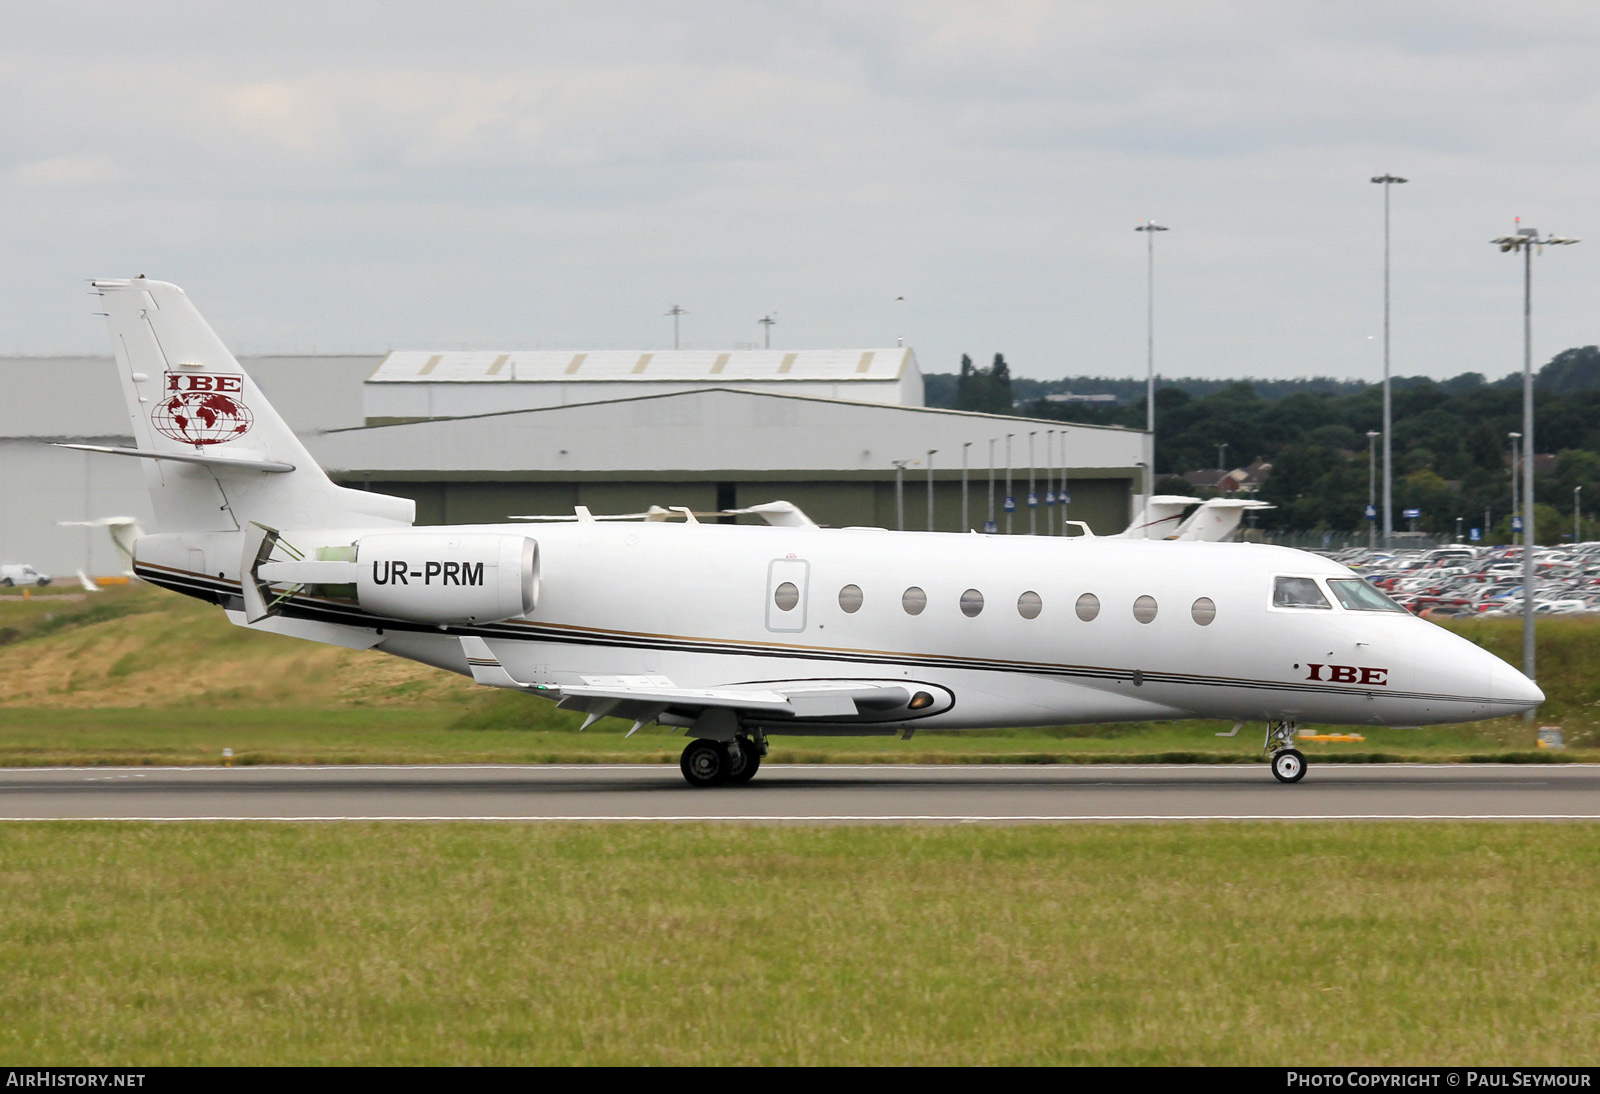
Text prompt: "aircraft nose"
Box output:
[[1490, 659, 1545, 711]]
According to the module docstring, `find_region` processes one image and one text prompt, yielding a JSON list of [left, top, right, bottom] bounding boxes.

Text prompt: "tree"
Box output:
[[1538, 346, 1600, 394], [988, 353, 1013, 413], [955, 354, 978, 411]]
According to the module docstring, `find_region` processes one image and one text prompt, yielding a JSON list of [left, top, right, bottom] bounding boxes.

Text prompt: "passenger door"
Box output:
[[765, 557, 810, 633]]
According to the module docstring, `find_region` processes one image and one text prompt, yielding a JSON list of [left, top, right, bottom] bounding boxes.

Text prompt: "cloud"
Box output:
[[1, 1, 1598, 379]]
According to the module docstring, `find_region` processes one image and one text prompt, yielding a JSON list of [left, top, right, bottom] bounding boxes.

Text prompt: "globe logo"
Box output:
[[152, 372, 254, 446]]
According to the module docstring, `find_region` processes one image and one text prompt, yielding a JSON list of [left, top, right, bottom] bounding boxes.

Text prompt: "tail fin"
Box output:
[[87, 278, 412, 533]]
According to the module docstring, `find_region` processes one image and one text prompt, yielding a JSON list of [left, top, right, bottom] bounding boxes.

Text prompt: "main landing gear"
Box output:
[[1265, 720, 1306, 784], [679, 733, 767, 788]]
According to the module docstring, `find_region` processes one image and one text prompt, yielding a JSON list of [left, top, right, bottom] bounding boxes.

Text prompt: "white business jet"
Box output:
[[61, 279, 1543, 787]]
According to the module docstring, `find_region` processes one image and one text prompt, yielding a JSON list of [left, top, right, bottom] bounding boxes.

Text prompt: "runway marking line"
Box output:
[[2, 814, 1598, 822], [1, 762, 1594, 774]]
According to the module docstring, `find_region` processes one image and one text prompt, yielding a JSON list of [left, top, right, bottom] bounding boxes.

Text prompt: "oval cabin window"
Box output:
[[1017, 591, 1043, 620], [959, 589, 984, 618], [1132, 595, 1158, 624], [902, 587, 928, 615], [1191, 597, 1217, 626], [773, 581, 800, 612], [1075, 593, 1100, 622], [838, 584, 864, 613]]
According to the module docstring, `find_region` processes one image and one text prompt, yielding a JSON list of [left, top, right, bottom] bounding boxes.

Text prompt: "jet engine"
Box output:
[[355, 533, 539, 624], [251, 531, 539, 625]]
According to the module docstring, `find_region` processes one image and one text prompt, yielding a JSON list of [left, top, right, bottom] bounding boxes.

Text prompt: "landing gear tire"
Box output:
[[1271, 748, 1306, 784], [680, 739, 732, 788], [726, 739, 761, 785]]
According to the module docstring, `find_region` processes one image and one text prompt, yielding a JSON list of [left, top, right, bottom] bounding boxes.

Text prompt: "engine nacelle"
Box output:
[[355, 533, 538, 625]]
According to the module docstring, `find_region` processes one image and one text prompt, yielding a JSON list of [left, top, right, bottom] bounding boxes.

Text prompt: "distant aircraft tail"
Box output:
[[1171, 498, 1274, 541], [77, 278, 412, 534]]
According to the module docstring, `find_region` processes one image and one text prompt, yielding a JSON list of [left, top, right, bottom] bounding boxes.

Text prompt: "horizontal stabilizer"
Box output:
[[53, 442, 295, 474]]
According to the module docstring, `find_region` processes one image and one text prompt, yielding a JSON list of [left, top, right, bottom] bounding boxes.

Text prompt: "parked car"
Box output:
[[0, 564, 50, 587]]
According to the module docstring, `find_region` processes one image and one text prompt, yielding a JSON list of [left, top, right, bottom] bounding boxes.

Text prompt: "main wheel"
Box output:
[[726, 739, 761, 785], [680, 739, 731, 788], [1271, 748, 1307, 784]]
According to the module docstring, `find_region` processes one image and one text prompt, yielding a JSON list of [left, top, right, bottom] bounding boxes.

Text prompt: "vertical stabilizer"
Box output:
[[90, 278, 413, 533]]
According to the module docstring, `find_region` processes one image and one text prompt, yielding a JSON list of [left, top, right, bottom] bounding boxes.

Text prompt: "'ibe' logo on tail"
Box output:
[[152, 371, 254, 447]]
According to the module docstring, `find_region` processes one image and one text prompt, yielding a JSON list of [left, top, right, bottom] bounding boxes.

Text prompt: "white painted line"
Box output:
[[1, 814, 1598, 822], [2, 762, 1594, 774]]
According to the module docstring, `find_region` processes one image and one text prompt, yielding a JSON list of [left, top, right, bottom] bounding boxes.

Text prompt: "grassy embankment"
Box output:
[[2, 583, 1597, 766], [1, 822, 1596, 1065]]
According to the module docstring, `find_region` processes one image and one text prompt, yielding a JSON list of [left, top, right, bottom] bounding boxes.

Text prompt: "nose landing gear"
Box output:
[[1265, 720, 1306, 783]]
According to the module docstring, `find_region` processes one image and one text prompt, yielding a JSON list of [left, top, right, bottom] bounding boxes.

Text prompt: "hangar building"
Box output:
[[0, 351, 1144, 576]]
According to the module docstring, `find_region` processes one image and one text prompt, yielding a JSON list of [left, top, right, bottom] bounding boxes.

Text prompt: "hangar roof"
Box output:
[[308, 386, 1141, 479], [368, 348, 915, 385]]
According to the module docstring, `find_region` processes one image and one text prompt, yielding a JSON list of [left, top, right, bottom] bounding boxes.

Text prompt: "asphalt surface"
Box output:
[[0, 763, 1596, 821]]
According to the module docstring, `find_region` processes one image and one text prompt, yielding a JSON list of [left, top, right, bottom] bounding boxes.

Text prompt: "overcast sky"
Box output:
[[2, 2, 1598, 383]]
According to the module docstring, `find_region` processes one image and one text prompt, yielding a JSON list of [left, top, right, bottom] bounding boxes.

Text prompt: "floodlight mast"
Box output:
[[1134, 220, 1169, 538], [664, 304, 688, 350], [1489, 223, 1580, 707], [1371, 174, 1407, 550]]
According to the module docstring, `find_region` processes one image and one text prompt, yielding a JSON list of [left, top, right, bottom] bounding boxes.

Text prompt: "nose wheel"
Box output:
[[1264, 720, 1307, 783], [1271, 748, 1306, 783]]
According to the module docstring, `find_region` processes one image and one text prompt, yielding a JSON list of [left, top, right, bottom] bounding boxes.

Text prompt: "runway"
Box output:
[[0, 763, 1596, 821]]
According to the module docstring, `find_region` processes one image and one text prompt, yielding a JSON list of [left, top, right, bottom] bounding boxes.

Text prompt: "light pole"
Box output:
[[664, 304, 687, 350], [987, 439, 996, 533], [891, 459, 909, 531], [1045, 430, 1056, 535], [1027, 431, 1037, 535], [926, 450, 937, 532], [1576, 485, 1584, 544], [1005, 433, 1014, 534], [1491, 222, 1579, 700], [758, 313, 775, 349], [962, 442, 972, 532], [1509, 432, 1522, 544], [1366, 431, 1380, 550], [1372, 175, 1407, 550], [1135, 220, 1168, 539], [1216, 442, 1228, 472]]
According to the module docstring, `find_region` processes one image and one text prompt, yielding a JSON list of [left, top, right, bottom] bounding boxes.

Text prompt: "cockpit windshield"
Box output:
[[1273, 576, 1332, 609], [1327, 578, 1407, 613]]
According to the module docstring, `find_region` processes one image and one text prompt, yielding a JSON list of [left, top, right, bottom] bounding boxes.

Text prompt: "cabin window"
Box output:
[[838, 584, 864, 613], [902, 586, 927, 615], [1017, 591, 1043, 619], [773, 581, 800, 612], [959, 589, 984, 617], [1132, 595, 1158, 624], [1273, 576, 1331, 609], [1075, 593, 1100, 621], [1327, 578, 1406, 613], [1191, 597, 1216, 626]]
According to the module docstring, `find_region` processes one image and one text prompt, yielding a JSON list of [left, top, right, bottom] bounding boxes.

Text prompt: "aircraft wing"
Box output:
[[459, 636, 914, 727]]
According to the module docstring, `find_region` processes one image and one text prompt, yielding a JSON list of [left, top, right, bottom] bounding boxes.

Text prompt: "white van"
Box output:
[[0, 564, 51, 587]]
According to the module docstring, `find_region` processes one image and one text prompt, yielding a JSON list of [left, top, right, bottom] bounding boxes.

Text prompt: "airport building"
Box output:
[[0, 352, 1145, 576]]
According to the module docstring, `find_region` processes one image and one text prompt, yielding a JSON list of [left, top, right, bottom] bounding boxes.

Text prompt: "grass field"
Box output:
[[1, 822, 1596, 1066], [2, 583, 1599, 765]]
